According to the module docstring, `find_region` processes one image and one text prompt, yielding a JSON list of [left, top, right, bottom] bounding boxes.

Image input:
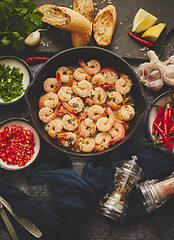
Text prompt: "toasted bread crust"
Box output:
[[93, 5, 117, 47], [37, 4, 92, 34], [71, 0, 94, 47]]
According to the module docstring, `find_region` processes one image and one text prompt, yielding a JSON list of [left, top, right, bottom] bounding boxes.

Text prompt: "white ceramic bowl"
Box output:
[[0, 56, 32, 105], [0, 118, 40, 170]]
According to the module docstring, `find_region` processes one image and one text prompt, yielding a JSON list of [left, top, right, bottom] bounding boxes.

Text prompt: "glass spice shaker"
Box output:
[[97, 156, 143, 221], [137, 171, 174, 212]]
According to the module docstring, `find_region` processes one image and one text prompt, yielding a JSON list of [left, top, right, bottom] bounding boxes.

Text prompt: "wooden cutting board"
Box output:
[[29, 0, 174, 59]]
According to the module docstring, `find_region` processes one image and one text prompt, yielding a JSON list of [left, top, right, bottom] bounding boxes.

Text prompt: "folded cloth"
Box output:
[[0, 140, 174, 239]]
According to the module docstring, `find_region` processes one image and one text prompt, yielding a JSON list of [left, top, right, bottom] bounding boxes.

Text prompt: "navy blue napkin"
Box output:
[[0, 139, 174, 240]]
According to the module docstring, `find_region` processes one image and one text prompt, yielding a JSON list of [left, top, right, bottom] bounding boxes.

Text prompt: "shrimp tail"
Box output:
[[109, 137, 122, 145], [53, 72, 62, 92]]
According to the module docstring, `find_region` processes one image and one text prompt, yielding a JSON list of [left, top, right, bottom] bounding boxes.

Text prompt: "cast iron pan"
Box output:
[[25, 46, 147, 161]]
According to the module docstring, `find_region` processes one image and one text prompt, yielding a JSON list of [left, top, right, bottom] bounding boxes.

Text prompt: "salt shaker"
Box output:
[[97, 156, 143, 221], [137, 171, 174, 212]]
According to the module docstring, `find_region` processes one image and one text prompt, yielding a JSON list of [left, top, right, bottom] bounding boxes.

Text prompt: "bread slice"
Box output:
[[37, 4, 92, 34], [71, 0, 94, 47], [93, 5, 117, 47]]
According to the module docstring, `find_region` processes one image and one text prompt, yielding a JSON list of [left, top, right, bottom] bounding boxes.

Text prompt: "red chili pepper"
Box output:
[[163, 104, 169, 135], [153, 117, 163, 147], [128, 32, 154, 47], [169, 123, 174, 134], [159, 134, 174, 144], [152, 105, 165, 135], [25, 57, 50, 63], [168, 103, 173, 129], [0, 125, 35, 166], [154, 122, 173, 151], [101, 84, 115, 91]]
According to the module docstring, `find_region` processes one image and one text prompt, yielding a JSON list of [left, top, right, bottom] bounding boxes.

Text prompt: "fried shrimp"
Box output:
[[39, 92, 59, 109], [91, 73, 105, 86], [96, 107, 115, 132], [85, 87, 107, 106], [71, 80, 92, 98], [117, 105, 135, 121], [56, 66, 73, 84], [100, 68, 118, 84], [78, 137, 95, 152], [63, 97, 84, 114], [43, 78, 58, 93], [57, 132, 76, 147], [95, 132, 111, 151], [73, 67, 92, 82], [78, 118, 96, 137], [87, 105, 105, 121], [39, 107, 57, 124], [108, 121, 125, 145], [115, 73, 132, 95], [62, 114, 78, 131], [107, 91, 123, 110], [45, 119, 63, 138], [78, 59, 101, 75], [58, 86, 73, 102]]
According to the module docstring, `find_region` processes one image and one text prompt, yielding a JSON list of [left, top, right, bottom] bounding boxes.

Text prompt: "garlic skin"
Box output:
[[137, 50, 174, 90], [25, 30, 40, 47]]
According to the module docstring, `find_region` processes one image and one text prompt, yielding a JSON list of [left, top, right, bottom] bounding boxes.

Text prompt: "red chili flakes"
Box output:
[[0, 125, 36, 167]]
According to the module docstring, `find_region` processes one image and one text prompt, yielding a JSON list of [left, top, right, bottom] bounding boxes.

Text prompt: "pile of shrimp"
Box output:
[[38, 59, 135, 153]]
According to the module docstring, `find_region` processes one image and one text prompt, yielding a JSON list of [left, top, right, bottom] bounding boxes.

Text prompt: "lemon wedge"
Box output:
[[142, 23, 166, 42], [132, 8, 158, 33]]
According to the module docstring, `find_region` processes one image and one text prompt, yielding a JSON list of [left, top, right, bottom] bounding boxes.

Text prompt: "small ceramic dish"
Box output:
[[0, 56, 32, 105], [147, 90, 174, 154], [0, 118, 40, 170]]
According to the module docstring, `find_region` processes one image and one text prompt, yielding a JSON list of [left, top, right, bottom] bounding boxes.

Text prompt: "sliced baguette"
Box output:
[[71, 0, 94, 47], [37, 4, 92, 34], [93, 5, 117, 47]]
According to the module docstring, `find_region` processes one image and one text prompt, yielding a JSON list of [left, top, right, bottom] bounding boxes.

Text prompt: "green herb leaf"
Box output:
[[1, 36, 11, 46], [0, 0, 43, 50]]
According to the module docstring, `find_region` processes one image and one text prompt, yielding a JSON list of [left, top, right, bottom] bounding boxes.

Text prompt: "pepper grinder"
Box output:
[[97, 156, 143, 221], [137, 171, 174, 212]]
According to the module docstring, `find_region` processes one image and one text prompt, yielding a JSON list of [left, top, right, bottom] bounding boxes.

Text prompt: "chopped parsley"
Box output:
[[0, 63, 25, 102]]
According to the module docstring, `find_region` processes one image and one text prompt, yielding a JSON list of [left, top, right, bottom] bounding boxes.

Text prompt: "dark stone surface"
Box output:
[[0, 29, 174, 240]]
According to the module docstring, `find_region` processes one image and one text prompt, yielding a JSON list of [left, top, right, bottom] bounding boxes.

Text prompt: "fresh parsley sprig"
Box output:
[[0, 0, 43, 50]]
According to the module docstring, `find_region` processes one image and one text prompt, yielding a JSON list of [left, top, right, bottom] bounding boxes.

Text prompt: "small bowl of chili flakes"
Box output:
[[0, 118, 40, 170]]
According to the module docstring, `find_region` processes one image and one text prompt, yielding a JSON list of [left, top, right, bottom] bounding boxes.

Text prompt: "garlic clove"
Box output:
[[147, 50, 159, 61], [165, 65, 174, 78], [137, 62, 154, 79], [163, 55, 174, 65], [168, 55, 174, 64], [148, 69, 161, 81], [163, 76, 174, 87], [25, 30, 40, 47], [148, 79, 164, 91]]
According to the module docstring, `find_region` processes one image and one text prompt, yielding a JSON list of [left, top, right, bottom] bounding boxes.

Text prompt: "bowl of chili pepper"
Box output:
[[0, 56, 32, 105], [0, 118, 40, 170], [147, 90, 174, 155]]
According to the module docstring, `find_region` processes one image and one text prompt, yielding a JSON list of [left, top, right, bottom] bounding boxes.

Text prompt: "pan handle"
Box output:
[[69, 155, 93, 176]]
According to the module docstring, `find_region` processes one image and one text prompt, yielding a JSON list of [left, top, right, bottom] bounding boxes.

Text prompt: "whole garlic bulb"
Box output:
[[137, 50, 174, 90]]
